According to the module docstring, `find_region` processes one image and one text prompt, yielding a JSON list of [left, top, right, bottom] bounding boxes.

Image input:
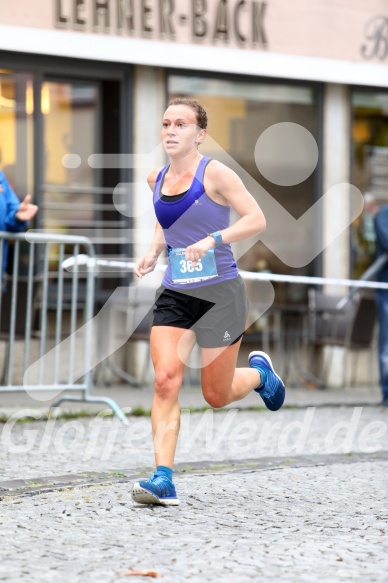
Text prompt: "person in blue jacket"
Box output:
[[374, 203, 388, 406], [0, 170, 38, 276]]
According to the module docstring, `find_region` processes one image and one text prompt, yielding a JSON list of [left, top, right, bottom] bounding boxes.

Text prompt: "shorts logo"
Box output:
[[223, 330, 231, 341]]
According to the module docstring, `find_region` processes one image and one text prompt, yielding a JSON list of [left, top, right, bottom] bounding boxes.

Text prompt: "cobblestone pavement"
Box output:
[[0, 460, 387, 582], [0, 406, 387, 582]]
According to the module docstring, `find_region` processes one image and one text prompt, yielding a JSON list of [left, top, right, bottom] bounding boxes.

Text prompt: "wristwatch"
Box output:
[[208, 231, 223, 247]]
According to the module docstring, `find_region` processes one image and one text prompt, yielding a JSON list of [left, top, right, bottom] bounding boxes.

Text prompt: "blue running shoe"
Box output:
[[131, 471, 179, 506], [249, 351, 285, 411]]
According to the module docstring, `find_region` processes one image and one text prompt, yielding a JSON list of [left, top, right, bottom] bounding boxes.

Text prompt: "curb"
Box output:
[[1, 451, 387, 501]]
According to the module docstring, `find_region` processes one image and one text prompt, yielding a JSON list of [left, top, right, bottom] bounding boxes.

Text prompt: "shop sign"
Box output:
[[54, 0, 268, 49], [361, 15, 388, 61]]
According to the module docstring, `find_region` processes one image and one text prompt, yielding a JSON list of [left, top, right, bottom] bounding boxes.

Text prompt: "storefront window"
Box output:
[[0, 58, 128, 297], [168, 74, 320, 294], [351, 90, 388, 277]]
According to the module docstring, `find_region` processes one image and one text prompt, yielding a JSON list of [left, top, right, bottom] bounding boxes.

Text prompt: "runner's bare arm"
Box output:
[[134, 170, 167, 278], [205, 161, 266, 242], [185, 161, 266, 265]]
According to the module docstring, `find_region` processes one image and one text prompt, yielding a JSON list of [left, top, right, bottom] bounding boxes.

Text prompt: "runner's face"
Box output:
[[162, 105, 204, 156]]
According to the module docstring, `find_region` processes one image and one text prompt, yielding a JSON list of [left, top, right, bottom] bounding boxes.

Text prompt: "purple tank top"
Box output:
[[153, 156, 238, 290]]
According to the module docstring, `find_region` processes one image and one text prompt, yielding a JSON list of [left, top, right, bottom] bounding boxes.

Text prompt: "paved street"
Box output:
[[0, 458, 387, 583], [0, 389, 387, 582]]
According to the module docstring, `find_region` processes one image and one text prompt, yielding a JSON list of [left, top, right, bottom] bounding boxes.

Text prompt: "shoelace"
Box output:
[[149, 471, 169, 482], [147, 472, 173, 496]]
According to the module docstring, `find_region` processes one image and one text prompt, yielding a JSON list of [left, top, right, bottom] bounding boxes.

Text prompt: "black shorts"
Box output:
[[152, 275, 249, 348]]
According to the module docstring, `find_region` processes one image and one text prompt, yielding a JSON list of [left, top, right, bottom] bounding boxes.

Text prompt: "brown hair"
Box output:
[[167, 97, 208, 129]]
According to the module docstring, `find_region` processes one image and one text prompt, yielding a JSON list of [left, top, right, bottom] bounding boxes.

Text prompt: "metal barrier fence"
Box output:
[[0, 232, 128, 425], [64, 254, 388, 390], [64, 255, 388, 292]]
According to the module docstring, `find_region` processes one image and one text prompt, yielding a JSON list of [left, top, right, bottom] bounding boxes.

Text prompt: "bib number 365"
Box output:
[[170, 247, 218, 284], [179, 259, 203, 273]]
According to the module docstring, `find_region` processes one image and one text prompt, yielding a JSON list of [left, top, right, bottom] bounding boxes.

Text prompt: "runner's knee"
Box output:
[[154, 369, 182, 400], [202, 389, 228, 409]]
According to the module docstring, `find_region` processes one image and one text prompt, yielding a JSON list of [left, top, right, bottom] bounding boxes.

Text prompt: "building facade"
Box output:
[[1, 0, 388, 305]]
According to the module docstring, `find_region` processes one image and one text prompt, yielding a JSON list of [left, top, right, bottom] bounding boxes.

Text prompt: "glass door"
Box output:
[[41, 80, 99, 236], [41, 78, 126, 299]]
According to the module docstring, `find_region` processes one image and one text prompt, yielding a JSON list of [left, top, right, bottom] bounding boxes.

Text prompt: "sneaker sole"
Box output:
[[131, 483, 180, 506]]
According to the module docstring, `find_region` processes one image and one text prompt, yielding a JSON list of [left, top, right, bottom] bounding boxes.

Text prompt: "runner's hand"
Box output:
[[185, 236, 215, 268], [134, 255, 158, 278]]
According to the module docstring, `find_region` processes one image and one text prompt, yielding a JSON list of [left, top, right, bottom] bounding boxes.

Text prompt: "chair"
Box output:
[[306, 289, 377, 388]]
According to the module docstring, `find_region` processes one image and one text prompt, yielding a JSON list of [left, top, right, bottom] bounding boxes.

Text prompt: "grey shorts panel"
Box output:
[[153, 276, 249, 348]]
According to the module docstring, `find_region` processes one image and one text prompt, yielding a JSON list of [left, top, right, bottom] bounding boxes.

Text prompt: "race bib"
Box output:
[[170, 247, 218, 284]]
